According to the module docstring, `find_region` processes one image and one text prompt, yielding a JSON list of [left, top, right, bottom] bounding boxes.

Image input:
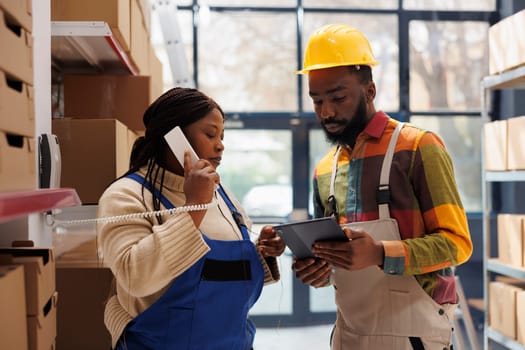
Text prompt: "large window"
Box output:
[[403, 0, 496, 11], [408, 19, 490, 211], [198, 11, 297, 112], [409, 21, 489, 113], [220, 129, 292, 217]]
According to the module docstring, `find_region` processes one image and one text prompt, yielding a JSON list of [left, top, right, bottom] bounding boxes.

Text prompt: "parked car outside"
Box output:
[[241, 184, 293, 219]]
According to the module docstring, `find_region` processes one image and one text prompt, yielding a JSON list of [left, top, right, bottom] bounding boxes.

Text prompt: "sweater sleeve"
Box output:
[[381, 131, 473, 276], [97, 180, 210, 297], [259, 253, 280, 285]]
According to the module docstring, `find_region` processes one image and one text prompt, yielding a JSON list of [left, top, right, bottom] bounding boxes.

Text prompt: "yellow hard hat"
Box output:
[[296, 24, 378, 74]]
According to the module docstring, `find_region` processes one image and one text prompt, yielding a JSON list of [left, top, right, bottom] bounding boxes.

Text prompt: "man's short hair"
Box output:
[[348, 65, 373, 84]]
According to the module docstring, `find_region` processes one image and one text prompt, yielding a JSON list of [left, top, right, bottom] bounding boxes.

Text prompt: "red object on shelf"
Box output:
[[0, 188, 81, 223], [104, 35, 138, 75]]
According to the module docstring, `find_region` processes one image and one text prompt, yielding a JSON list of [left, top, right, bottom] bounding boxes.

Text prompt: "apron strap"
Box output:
[[328, 122, 405, 220], [328, 146, 342, 217], [377, 122, 404, 219], [126, 173, 175, 209], [409, 336, 426, 350], [217, 185, 251, 241]]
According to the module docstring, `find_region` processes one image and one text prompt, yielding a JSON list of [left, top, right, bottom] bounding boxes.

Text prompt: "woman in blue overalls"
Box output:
[[97, 87, 284, 350]]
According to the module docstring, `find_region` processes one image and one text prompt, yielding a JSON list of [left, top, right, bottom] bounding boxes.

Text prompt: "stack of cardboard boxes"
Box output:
[[484, 115, 525, 344], [489, 276, 525, 345], [485, 9, 525, 346], [0, 264, 28, 349], [490, 213, 525, 345], [51, 0, 164, 206], [489, 9, 525, 76], [0, 1, 59, 348], [485, 8, 525, 173], [48, 1, 164, 349], [0, 245, 57, 350], [0, 0, 35, 192], [483, 116, 525, 172]]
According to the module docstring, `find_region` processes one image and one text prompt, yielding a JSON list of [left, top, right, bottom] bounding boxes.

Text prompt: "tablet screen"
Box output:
[[273, 217, 348, 259]]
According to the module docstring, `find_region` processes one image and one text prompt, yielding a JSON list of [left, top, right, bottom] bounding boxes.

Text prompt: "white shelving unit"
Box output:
[[0, 188, 80, 224], [51, 21, 138, 75], [481, 66, 525, 350]]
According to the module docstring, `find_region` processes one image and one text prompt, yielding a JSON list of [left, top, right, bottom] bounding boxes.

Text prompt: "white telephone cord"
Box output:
[[47, 198, 218, 226]]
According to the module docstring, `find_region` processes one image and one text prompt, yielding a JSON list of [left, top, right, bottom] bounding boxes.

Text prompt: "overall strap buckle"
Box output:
[[376, 184, 391, 205]]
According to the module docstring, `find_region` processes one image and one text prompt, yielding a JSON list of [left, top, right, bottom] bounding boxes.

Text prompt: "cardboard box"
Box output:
[[56, 238, 100, 267], [489, 281, 523, 339], [497, 214, 525, 267], [0, 264, 28, 350], [51, 0, 131, 52], [507, 116, 525, 170], [0, 8, 33, 85], [27, 292, 58, 350], [0, 247, 56, 316], [518, 291, 525, 345], [489, 9, 525, 75], [483, 120, 507, 171], [0, 131, 36, 191], [0, 0, 32, 32], [56, 267, 113, 350], [148, 46, 164, 100], [0, 69, 34, 137], [63, 74, 151, 131], [129, 0, 150, 74], [495, 275, 525, 289], [52, 118, 133, 204], [137, 0, 151, 33]]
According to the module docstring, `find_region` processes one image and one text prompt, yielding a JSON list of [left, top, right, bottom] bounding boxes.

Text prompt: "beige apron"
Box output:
[[329, 123, 456, 350]]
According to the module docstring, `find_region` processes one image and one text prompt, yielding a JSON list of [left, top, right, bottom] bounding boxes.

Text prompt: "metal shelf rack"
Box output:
[[481, 66, 525, 350]]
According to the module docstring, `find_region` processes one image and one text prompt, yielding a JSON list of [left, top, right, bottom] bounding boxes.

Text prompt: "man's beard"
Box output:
[[323, 94, 369, 148]]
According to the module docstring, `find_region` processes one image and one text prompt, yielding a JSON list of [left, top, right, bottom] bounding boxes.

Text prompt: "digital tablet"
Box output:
[[273, 217, 349, 259]]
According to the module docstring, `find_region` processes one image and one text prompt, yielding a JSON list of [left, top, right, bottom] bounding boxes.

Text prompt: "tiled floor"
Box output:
[[253, 322, 485, 350], [253, 324, 333, 350], [249, 255, 486, 350]]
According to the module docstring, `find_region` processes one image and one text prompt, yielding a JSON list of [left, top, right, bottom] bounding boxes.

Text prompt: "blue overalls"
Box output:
[[117, 174, 264, 350]]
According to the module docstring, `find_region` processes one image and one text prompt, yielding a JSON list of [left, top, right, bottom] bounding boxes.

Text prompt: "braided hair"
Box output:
[[122, 87, 224, 221]]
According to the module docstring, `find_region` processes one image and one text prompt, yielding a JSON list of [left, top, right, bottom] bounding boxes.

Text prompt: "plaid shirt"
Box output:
[[313, 111, 472, 304]]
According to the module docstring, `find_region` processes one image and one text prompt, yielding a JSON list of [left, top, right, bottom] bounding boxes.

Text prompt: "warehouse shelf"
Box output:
[[51, 21, 138, 75], [488, 329, 525, 350], [481, 63, 525, 350], [487, 259, 525, 280], [0, 188, 81, 223], [485, 170, 525, 182], [482, 65, 525, 90]]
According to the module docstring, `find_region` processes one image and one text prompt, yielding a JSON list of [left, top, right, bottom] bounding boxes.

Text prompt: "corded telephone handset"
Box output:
[[49, 126, 216, 227], [39, 133, 61, 189], [164, 126, 199, 166], [164, 125, 219, 192]]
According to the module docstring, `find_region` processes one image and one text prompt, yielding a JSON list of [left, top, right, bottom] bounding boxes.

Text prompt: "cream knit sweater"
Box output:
[[97, 167, 280, 348]]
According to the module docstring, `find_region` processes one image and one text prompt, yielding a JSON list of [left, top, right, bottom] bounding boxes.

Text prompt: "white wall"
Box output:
[[29, 0, 52, 247]]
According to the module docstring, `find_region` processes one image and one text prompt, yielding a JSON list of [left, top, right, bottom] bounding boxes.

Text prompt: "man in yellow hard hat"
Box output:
[[291, 24, 472, 350]]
